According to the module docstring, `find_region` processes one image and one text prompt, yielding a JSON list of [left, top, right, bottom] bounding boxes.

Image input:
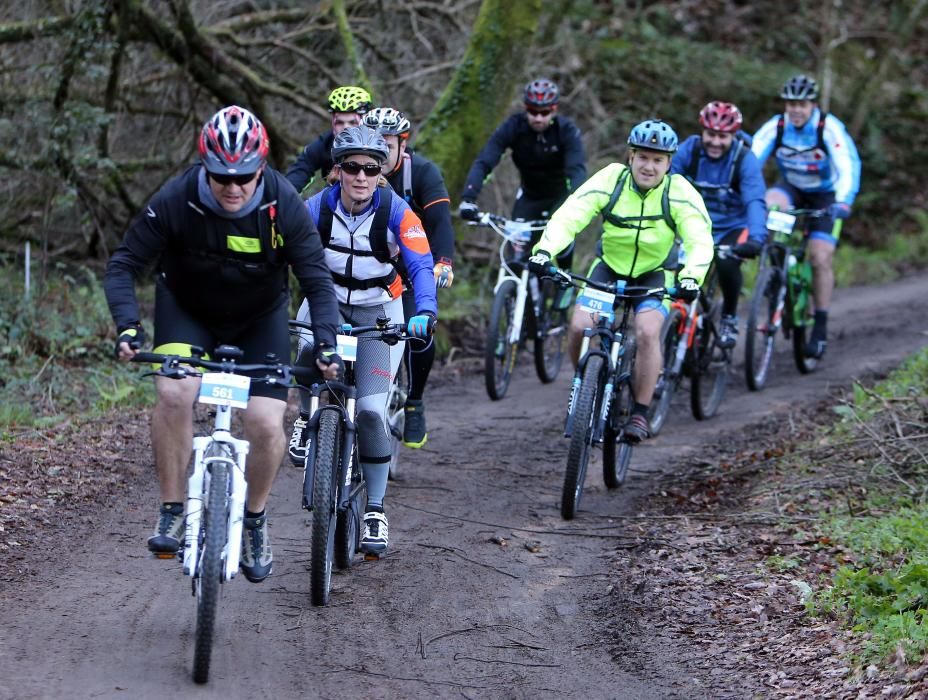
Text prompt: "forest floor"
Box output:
[[1, 274, 927, 699]]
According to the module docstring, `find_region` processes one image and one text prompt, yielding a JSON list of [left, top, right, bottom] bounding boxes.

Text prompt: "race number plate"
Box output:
[[336, 334, 358, 362], [577, 287, 616, 321], [766, 210, 796, 235], [198, 372, 250, 409]]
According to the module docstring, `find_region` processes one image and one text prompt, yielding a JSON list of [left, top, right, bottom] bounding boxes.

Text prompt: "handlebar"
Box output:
[[130, 349, 316, 383], [543, 265, 677, 299], [288, 319, 427, 347]]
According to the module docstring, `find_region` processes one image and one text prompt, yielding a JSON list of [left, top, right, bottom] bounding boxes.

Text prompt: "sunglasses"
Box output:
[[526, 108, 553, 117], [339, 161, 382, 177], [209, 172, 258, 187]]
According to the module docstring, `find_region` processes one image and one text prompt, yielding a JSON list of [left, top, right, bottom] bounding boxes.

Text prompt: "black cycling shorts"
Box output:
[[153, 279, 291, 400], [771, 180, 837, 238]]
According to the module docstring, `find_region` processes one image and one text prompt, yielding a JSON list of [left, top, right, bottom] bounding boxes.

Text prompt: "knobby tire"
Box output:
[[534, 277, 567, 384], [193, 447, 230, 684], [744, 264, 778, 391], [311, 408, 340, 606], [691, 278, 729, 420], [485, 280, 519, 400], [335, 439, 364, 570], [603, 338, 636, 489], [562, 354, 604, 519]]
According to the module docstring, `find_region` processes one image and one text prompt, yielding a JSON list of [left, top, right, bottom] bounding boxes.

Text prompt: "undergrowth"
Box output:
[[803, 348, 928, 666]]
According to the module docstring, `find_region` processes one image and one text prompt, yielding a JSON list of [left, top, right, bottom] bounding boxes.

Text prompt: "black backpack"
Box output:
[[774, 113, 827, 154]]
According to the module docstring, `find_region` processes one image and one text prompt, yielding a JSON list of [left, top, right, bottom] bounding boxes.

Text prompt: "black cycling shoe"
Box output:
[[240, 513, 272, 583], [622, 414, 651, 444], [804, 338, 827, 359]]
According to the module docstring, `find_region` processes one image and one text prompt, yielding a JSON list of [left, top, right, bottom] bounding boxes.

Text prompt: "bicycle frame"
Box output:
[[764, 209, 821, 331], [185, 406, 250, 583]]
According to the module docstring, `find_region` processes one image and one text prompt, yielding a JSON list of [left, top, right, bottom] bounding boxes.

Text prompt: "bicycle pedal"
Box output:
[[363, 552, 383, 561], [152, 551, 178, 560]]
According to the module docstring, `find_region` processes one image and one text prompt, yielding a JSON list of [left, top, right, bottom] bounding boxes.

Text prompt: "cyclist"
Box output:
[[459, 77, 587, 275], [104, 106, 342, 583], [671, 101, 767, 349], [291, 125, 437, 555], [529, 120, 713, 443], [751, 74, 862, 359], [365, 106, 454, 448], [285, 85, 373, 195]]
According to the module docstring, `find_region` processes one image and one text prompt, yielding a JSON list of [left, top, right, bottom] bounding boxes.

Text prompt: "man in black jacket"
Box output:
[[285, 86, 373, 195], [105, 106, 341, 583], [459, 78, 587, 270]]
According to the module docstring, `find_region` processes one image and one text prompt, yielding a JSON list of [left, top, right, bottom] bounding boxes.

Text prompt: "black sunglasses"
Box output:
[[526, 108, 553, 117], [339, 161, 382, 176], [209, 172, 258, 187]]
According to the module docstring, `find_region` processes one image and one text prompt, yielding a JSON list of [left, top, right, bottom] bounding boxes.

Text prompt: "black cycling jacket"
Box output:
[[385, 149, 454, 265], [461, 113, 587, 204], [285, 131, 336, 194], [104, 166, 339, 347]]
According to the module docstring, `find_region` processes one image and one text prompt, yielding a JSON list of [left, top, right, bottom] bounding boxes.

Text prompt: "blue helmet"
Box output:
[[627, 120, 678, 153]]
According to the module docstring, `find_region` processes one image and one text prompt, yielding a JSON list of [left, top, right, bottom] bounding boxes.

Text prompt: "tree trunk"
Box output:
[[414, 0, 542, 201]]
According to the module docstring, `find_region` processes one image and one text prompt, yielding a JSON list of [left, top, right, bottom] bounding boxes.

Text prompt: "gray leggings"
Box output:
[[295, 297, 405, 506]]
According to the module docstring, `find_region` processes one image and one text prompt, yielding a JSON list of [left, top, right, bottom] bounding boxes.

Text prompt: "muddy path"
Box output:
[[1, 274, 926, 699]]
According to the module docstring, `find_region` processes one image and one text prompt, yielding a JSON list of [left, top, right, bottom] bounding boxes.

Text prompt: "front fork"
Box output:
[[301, 390, 359, 514]]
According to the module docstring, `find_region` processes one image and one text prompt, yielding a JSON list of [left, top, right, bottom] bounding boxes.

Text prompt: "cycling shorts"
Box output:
[[153, 279, 291, 400], [771, 181, 839, 245], [586, 260, 669, 317]]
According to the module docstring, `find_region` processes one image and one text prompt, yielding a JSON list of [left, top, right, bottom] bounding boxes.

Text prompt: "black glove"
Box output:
[[731, 240, 762, 259], [314, 344, 344, 379], [115, 323, 145, 359], [458, 200, 479, 221], [528, 250, 553, 275], [676, 278, 700, 302]]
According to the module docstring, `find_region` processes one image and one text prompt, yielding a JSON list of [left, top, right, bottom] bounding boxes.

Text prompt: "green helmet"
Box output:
[[327, 86, 373, 114]]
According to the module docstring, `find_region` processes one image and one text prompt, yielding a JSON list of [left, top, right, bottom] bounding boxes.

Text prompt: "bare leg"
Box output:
[[632, 309, 664, 405], [151, 375, 199, 502], [241, 396, 287, 513], [567, 306, 597, 367], [808, 239, 835, 311]]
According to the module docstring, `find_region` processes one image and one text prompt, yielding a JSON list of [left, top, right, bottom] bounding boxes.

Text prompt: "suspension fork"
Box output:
[[508, 268, 530, 345]]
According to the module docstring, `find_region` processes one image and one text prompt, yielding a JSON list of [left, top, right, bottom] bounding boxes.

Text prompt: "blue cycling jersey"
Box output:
[[751, 107, 861, 205]]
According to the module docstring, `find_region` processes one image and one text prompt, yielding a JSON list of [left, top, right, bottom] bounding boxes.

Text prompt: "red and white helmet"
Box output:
[[523, 78, 559, 108], [198, 106, 269, 175], [698, 102, 743, 133]]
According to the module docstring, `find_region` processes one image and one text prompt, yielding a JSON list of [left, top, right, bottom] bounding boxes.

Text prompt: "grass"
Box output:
[[803, 348, 928, 666]]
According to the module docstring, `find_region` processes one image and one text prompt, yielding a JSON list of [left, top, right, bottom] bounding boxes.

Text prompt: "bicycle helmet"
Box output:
[[198, 105, 269, 176], [363, 107, 412, 139], [327, 86, 373, 114], [523, 78, 559, 108], [332, 125, 390, 163], [780, 74, 819, 101], [698, 101, 743, 133], [627, 120, 678, 153]]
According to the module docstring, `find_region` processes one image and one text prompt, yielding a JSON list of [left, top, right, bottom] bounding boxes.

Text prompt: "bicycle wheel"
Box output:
[[484, 280, 519, 400], [335, 438, 364, 570], [603, 339, 636, 489], [533, 277, 568, 384], [789, 261, 818, 374], [193, 447, 229, 684], [562, 354, 603, 520], [386, 360, 407, 480], [311, 408, 340, 606], [648, 307, 683, 436], [744, 264, 779, 391], [691, 280, 729, 420]]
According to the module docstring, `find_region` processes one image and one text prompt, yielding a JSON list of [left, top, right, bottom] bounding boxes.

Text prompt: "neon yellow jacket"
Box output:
[[534, 163, 714, 284]]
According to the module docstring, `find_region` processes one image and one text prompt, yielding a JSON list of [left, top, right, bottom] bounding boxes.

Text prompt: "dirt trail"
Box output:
[[1, 275, 926, 699]]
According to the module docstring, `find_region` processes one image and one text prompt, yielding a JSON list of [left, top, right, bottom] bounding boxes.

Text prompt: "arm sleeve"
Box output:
[[285, 135, 330, 194], [278, 189, 339, 348], [825, 116, 862, 206], [533, 164, 619, 257], [739, 151, 769, 244], [390, 198, 438, 316], [414, 159, 454, 264], [461, 117, 515, 202], [669, 177, 715, 285], [670, 137, 697, 176], [750, 116, 779, 166], [103, 185, 178, 329], [562, 120, 588, 193]]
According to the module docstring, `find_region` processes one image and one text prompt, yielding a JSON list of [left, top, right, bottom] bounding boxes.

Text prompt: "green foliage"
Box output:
[[0, 262, 152, 424]]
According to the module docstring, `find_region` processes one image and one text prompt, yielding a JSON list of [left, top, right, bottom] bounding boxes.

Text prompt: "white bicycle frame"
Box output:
[[481, 214, 547, 346], [183, 396, 251, 584]]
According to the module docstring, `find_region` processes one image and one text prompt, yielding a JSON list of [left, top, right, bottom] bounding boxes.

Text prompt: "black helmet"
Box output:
[[780, 74, 819, 101], [331, 125, 390, 164], [523, 78, 559, 108]]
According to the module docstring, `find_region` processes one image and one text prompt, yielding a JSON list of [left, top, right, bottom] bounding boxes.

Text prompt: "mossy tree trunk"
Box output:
[[415, 0, 542, 202]]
